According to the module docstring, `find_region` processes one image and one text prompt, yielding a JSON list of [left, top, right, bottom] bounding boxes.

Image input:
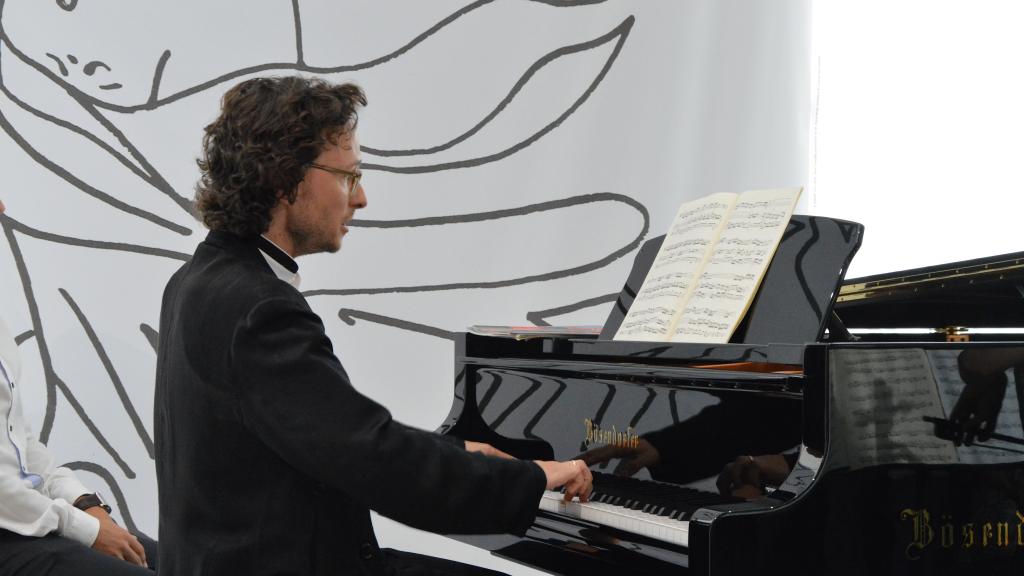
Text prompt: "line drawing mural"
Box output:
[[0, 0, 648, 536]]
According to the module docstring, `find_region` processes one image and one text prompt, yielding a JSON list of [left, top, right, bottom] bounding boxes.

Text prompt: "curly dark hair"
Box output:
[[195, 76, 367, 237]]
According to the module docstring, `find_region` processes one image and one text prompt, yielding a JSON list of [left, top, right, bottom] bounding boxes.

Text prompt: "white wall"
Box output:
[[811, 0, 1024, 279], [0, 1, 809, 571]]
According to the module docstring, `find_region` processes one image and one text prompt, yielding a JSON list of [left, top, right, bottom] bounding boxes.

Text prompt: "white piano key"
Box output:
[[538, 491, 689, 547]]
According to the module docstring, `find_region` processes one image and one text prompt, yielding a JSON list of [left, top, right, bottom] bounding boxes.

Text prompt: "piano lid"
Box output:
[[835, 251, 1024, 329]]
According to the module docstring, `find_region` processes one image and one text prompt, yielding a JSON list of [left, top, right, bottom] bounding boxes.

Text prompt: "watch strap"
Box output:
[[73, 493, 112, 514]]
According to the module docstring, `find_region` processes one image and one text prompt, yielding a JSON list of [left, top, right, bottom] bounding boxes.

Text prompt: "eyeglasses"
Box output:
[[309, 162, 362, 190]]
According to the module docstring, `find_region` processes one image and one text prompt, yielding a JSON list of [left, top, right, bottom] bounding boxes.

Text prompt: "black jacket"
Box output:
[[154, 231, 545, 576]]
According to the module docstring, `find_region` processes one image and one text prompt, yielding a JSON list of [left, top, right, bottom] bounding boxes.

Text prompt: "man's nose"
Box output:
[[352, 183, 367, 209]]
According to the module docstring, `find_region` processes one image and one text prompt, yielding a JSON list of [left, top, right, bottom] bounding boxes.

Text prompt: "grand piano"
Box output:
[[437, 216, 1024, 575]]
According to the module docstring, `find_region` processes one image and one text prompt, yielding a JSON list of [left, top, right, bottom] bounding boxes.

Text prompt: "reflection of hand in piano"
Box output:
[[948, 348, 1024, 446], [464, 440, 514, 459], [577, 438, 662, 477], [715, 453, 792, 498]]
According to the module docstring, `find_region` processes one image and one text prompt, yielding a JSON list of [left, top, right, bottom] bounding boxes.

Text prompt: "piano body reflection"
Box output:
[[437, 216, 1024, 575]]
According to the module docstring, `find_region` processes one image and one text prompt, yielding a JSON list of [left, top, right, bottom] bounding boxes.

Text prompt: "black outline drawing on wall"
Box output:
[[0, 0, 648, 530]]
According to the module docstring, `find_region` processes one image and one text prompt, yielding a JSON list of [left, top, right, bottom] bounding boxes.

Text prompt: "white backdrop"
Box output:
[[0, 1, 809, 571], [811, 0, 1024, 279]]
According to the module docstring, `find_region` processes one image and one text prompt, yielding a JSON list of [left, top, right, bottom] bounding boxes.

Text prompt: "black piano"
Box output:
[[438, 215, 1024, 575]]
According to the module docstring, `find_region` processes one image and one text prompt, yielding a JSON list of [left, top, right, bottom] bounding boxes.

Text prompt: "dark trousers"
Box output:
[[0, 529, 157, 576], [384, 549, 508, 576]]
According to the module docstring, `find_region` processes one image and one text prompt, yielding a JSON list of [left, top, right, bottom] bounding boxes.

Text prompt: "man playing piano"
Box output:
[[154, 76, 592, 576]]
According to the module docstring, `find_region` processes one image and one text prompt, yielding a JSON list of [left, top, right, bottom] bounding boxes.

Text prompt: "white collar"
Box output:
[[258, 235, 301, 289]]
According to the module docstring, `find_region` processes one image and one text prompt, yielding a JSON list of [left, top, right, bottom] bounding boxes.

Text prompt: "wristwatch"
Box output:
[[73, 493, 112, 514]]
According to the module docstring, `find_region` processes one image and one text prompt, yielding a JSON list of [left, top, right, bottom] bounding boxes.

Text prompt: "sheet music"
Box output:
[[670, 188, 801, 343], [614, 193, 734, 341], [829, 348, 957, 470], [928, 350, 1024, 464]]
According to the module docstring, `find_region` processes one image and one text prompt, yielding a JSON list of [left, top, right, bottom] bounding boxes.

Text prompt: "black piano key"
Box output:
[[585, 471, 745, 524]]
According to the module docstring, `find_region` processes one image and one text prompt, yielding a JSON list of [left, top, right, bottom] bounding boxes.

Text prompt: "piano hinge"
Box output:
[[940, 326, 970, 343]]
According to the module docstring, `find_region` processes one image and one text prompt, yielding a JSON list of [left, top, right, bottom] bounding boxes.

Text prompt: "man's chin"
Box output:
[[294, 238, 341, 257], [324, 239, 342, 254]]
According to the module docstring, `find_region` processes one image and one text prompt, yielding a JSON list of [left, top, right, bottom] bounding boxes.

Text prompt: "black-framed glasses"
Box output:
[[309, 162, 362, 190]]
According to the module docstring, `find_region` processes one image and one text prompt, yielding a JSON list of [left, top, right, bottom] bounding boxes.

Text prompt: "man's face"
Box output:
[[286, 131, 366, 257]]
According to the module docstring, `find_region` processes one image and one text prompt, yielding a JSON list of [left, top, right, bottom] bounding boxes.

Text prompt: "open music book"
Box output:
[[614, 187, 802, 343]]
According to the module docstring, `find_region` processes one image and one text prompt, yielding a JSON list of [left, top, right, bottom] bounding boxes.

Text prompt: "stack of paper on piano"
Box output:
[[614, 187, 802, 344], [468, 325, 602, 340]]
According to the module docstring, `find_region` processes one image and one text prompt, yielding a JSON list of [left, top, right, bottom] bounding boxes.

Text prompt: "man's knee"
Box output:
[[0, 533, 154, 576]]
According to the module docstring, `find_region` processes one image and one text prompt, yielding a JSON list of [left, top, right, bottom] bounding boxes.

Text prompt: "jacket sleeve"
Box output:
[[231, 295, 546, 535]]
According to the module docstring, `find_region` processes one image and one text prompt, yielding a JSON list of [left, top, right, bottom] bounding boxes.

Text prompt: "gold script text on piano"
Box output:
[[583, 418, 640, 449], [901, 508, 1024, 560]]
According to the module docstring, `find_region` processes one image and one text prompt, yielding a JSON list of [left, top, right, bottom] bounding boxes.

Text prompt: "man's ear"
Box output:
[[284, 182, 304, 204]]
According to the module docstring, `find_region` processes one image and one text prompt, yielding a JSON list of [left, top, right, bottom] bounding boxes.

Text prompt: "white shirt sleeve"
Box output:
[[24, 426, 93, 510], [0, 463, 100, 545], [0, 316, 99, 546]]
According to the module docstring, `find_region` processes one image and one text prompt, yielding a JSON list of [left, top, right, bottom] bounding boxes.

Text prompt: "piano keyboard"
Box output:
[[539, 490, 691, 546], [538, 472, 742, 548]]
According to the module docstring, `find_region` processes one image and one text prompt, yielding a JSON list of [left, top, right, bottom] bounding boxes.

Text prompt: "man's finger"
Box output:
[[121, 544, 143, 567], [964, 416, 984, 446], [583, 465, 594, 498], [730, 457, 749, 487], [580, 477, 593, 502], [740, 459, 760, 488], [129, 535, 147, 567], [978, 419, 996, 442], [562, 484, 575, 501], [732, 484, 763, 500], [563, 475, 585, 501], [562, 465, 592, 502], [716, 463, 734, 495]]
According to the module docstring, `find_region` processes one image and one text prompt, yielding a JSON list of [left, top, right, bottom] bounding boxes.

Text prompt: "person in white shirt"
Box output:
[[0, 198, 155, 575]]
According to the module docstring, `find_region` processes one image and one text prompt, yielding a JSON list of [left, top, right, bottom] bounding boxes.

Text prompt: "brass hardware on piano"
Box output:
[[837, 255, 1024, 304], [941, 326, 969, 343]]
